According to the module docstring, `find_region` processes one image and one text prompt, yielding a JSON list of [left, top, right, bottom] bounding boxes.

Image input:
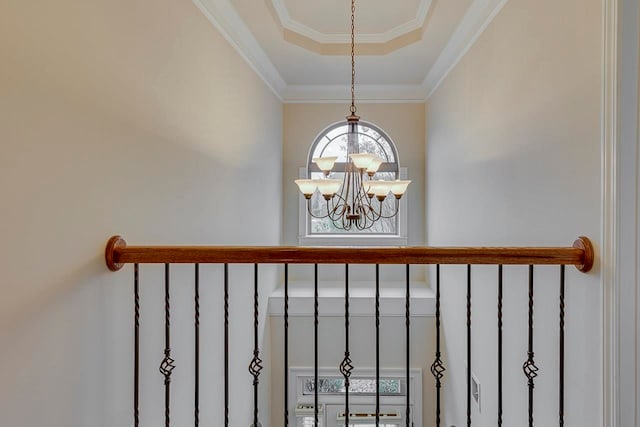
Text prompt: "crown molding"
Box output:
[[271, 0, 432, 45], [423, 0, 510, 99], [192, 0, 286, 100], [282, 84, 427, 104], [193, 0, 511, 103]]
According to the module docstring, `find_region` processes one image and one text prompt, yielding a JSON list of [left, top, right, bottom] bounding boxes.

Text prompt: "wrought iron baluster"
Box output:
[[314, 264, 319, 426], [159, 264, 175, 427], [224, 264, 229, 427], [194, 264, 200, 427], [498, 265, 503, 427], [134, 264, 140, 427], [340, 264, 354, 427], [430, 265, 445, 427], [375, 264, 380, 427], [522, 265, 538, 427], [406, 264, 410, 427], [559, 265, 565, 427], [284, 264, 289, 427], [249, 264, 263, 427], [467, 264, 471, 427]]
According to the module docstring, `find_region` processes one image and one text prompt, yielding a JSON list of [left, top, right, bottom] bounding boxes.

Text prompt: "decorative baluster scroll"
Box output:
[[430, 265, 445, 427], [159, 264, 176, 427], [248, 264, 263, 427], [522, 265, 538, 427], [340, 265, 354, 427], [467, 265, 471, 427], [284, 264, 290, 427]]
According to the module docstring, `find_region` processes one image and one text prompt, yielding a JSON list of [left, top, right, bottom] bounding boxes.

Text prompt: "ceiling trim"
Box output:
[[422, 0, 511, 99], [283, 84, 427, 104], [194, 0, 511, 102], [192, 0, 286, 100], [271, 0, 433, 44]]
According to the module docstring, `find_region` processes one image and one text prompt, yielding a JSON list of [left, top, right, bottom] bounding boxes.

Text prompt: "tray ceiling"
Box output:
[[193, 0, 511, 102], [273, 0, 431, 44]]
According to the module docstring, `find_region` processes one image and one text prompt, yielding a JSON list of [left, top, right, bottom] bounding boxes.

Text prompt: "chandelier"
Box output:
[[294, 0, 411, 231]]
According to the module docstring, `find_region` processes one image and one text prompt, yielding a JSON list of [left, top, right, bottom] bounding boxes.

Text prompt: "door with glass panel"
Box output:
[[326, 404, 407, 427]]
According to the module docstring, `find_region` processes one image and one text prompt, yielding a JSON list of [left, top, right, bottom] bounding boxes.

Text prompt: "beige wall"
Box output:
[[426, 0, 602, 425], [0, 0, 282, 426], [283, 102, 426, 245]]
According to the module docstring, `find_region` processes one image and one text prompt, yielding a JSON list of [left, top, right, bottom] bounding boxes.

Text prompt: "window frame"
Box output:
[[298, 120, 409, 246], [290, 367, 421, 427]]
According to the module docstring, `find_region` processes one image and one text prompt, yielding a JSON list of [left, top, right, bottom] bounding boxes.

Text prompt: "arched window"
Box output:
[[298, 120, 408, 245]]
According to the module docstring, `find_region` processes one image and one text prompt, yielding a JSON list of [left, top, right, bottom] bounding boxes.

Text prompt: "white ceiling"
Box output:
[[274, 0, 430, 43], [193, 0, 510, 102]]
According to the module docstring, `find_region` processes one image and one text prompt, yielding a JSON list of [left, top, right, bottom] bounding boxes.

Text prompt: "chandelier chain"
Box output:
[[294, 0, 410, 231], [350, 0, 356, 115]]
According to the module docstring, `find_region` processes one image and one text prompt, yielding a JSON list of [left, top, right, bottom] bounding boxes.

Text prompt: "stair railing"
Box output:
[[105, 235, 594, 427]]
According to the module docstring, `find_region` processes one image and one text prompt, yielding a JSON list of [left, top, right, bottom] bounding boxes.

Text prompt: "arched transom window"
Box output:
[[301, 120, 406, 242]]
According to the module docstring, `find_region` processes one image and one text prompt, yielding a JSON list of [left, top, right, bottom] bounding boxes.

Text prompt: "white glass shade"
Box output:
[[312, 156, 338, 172], [366, 156, 384, 173], [367, 180, 393, 198], [316, 179, 342, 196], [295, 179, 317, 196], [390, 180, 411, 196], [349, 153, 376, 170]]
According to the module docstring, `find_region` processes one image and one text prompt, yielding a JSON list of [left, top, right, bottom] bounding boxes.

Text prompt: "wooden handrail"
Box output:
[[105, 236, 594, 273]]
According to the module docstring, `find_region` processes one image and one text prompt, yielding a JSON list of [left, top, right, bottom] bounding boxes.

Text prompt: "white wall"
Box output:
[[426, 0, 603, 425], [0, 0, 282, 426], [617, 0, 640, 424]]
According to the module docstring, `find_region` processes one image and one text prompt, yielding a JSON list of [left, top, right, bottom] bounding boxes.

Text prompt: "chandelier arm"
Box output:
[[331, 187, 349, 205], [327, 197, 349, 231], [364, 202, 383, 223], [354, 171, 368, 200], [355, 211, 375, 231], [306, 200, 331, 219], [341, 212, 352, 231], [356, 181, 383, 223], [355, 213, 368, 231], [327, 199, 348, 222], [377, 198, 402, 219], [348, 170, 356, 214]]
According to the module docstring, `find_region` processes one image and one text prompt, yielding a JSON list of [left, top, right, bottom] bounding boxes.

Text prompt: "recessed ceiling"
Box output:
[[193, 0, 511, 102], [273, 0, 431, 44]]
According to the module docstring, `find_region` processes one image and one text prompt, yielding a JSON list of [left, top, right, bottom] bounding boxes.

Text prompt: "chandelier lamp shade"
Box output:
[[294, 0, 410, 231]]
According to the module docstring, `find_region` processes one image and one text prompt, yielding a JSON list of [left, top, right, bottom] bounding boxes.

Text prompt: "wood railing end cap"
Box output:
[[573, 236, 594, 273], [106, 235, 127, 272]]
